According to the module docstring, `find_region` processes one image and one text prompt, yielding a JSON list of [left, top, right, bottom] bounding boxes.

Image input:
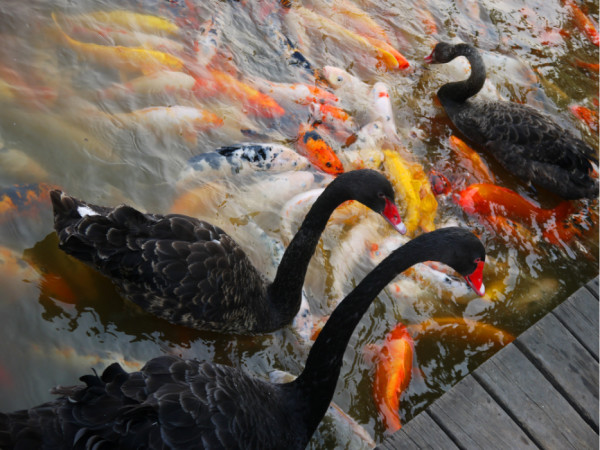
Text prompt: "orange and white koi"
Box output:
[[448, 135, 495, 184], [111, 105, 223, 145], [253, 78, 339, 106], [191, 68, 285, 119], [51, 13, 184, 75], [562, 0, 599, 46], [0, 65, 57, 110], [407, 317, 515, 348], [309, 102, 356, 142], [367, 323, 414, 432], [296, 123, 344, 175], [570, 104, 599, 133], [456, 183, 576, 244]]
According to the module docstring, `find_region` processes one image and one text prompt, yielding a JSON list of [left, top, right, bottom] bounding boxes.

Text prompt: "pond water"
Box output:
[[0, 0, 597, 447]]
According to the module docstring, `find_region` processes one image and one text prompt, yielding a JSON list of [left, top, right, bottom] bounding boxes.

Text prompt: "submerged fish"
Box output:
[[456, 183, 576, 244], [100, 70, 196, 100], [570, 104, 599, 133], [51, 13, 184, 75], [64, 9, 180, 36], [407, 317, 515, 348], [367, 323, 414, 432], [562, 0, 599, 46], [178, 143, 310, 187], [371, 82, 400, 143], [111, 105, 223, 145], [448, 135, 495, 184]]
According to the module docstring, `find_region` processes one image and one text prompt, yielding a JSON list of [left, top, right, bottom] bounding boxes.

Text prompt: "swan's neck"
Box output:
[[267, 182, 352, 326], [438, 44, 486, 104], [290, 235, 437, 436]]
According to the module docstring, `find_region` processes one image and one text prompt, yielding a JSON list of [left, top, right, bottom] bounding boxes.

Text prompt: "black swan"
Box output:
[[0, 227, 486, 450], [425, 42, 599, 200], [49, 169, 406, 334]]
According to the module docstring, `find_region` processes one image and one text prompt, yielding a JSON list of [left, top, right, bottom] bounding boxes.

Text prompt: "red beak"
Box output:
[[465, 259, 485, 296], [424, 51, 434, 64], [383, 198, 407, 235]]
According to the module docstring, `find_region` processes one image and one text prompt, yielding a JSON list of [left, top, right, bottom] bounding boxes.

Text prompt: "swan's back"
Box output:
[[448, 98, 598, 199], [50, 191, 270, 333], [0, 355, 303, 450]]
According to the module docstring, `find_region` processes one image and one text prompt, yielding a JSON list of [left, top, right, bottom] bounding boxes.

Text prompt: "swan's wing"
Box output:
[[463, 101, 597, 169], [53, 195, 269, 331]]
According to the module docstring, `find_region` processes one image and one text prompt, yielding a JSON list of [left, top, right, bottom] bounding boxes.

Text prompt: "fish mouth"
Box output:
[[382, 198, 407, 235], [464, 259, 486, 296]]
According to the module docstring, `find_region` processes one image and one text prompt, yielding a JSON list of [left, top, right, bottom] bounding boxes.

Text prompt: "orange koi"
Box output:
[[0, 183, 55, 223], [456, 183, 576, 243], [296, 123, 344, 175], [562, 0, 599, 46], [369, 323, 414, 432], [570, 104, 599, 133], [448, 135, 495, 184], [363, 36, 410, 69], [193, 69, 285, 119], [572, 58, 600, 73], [416, 8, 438, 35], [407, 317, 515, 347], [40, 272, 78, 304], [51, 13, 184, 74]]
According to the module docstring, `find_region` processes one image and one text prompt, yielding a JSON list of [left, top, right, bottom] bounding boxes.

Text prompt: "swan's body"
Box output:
[[426, 42, 598, 200], [0, 227, 485, 450], [50, 170, 406, 334]]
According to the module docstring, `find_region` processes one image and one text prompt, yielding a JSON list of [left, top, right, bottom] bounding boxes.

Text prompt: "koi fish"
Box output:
[[51, 13, 184, 74], [0, 183, 55, 223], [448, 135, 495, 184], [407, 317, 515, 347], [178, 143, 310, 187], [429, 170, 452, 195], [64, 9, 180, 36], [192, 69, 285, 119], [309, 102, 356, 142], [456, 183, 576, 244], [293, 6, 401, 70], [570, 104, 599, 133], [344, 121, 387, 154], [0, 65, 57, 110], [572, 58, 600, 73], [296, 123, 344, 175], [562, 0, 599, 46], [194, 17, 221, 66], [100, 70, 196, 100], [111, 105, 223, 145], [252, 78, 339, 106], [371, 82, 400, 143], [322, 65, 370, 96], [0, 147, 48, 183], [368, 323, 414, 432], [382, 150, 437, 234]]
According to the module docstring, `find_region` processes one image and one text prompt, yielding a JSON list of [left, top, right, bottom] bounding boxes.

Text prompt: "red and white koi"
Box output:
[[371, 82, 400, 143], [561, 0, 599, 46]]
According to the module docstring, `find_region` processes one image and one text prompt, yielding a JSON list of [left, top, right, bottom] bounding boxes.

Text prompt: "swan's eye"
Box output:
[[378, 192, 385, 199]]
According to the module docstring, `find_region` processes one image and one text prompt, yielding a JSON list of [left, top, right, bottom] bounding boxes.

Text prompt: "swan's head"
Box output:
[[440, 227, 486, 296], [424, 42, 461, 64], [336, 169, 406, 235]]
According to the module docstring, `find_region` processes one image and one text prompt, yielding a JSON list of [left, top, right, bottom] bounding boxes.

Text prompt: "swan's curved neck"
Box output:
[[438, 44, 486, 104], [291, 232, 443, 436], [267, 180, 353, 325]]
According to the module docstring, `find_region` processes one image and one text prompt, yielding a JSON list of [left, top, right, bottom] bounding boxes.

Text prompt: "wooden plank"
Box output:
[[552, 287, 599, 360], [585, 276, 599, 299], [426, 375, 537, 449], [474, 344, 598, 449], [378, 411, 459, 450], [515, 313, 599, 431]]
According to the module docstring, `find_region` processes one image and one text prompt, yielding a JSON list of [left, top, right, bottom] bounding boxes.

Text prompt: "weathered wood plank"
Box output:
[[585, 276, 599, 299], [426, 375, 537, 449], [551, 287, 599, 360], [515, 313, 599, 431], [474, 344, 598, 449], [377, 411, 459, 450]]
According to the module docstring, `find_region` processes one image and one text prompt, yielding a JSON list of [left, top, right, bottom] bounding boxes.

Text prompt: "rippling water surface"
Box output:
[[0, 0, 597, 447]]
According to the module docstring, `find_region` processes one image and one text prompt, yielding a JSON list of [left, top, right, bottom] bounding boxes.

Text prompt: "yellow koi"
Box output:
[[66, 9, 179, 36], [51, 13, 184, 74], [383, 149, 420, 235]]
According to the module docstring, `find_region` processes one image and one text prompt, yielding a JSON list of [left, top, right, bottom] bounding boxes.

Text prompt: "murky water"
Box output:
[[0, 0, 597, 447]]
